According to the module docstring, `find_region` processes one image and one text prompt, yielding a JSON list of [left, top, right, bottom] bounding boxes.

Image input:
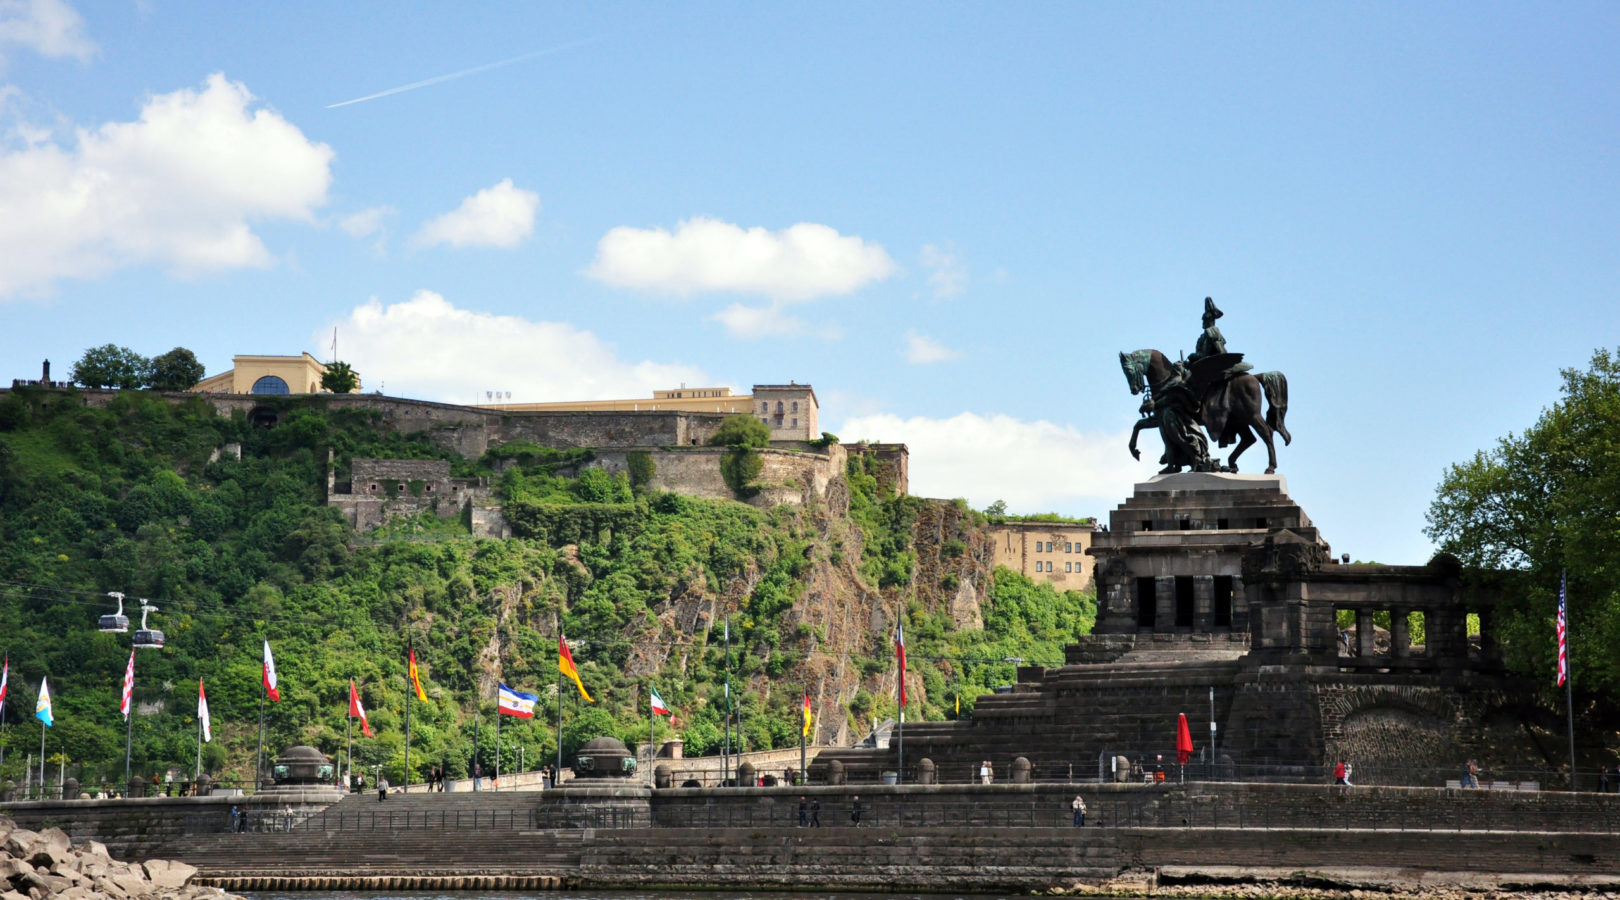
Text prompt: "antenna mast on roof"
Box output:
[[331, 327, 338, 363]]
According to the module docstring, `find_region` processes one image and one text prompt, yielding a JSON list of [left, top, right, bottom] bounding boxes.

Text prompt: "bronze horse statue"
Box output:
[[1120, 349, 1290, 474]]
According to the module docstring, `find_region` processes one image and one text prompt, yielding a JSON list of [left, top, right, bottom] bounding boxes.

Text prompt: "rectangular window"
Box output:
[[1213, 575, 1234, 628], [1065, 542, 1073, 553], [1136, 577, 1157, 628], [1065, 562, 1073, 573], [792, 418, 797, 427], [1175, 576, 1195, 628]]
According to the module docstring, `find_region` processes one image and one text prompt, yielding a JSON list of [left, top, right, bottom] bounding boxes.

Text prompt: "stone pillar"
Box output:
[[1011, 757, 1032, 784], [916, 758, 936, 784], [1230, 576, 1248, 630], [1155, 577, 1175, 634], [1391, 607, 1410, 658], [1194, 575, 1214, 631], [1356, 608, 1375, 657]]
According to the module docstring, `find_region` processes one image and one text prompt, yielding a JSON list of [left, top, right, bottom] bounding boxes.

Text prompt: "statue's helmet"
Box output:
[[1203, 296, 1223, 320]]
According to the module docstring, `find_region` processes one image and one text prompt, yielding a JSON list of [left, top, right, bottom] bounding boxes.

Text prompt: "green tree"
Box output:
[[321, 361, 359, 394], [146, 347, 206, 391], [1426, 348, 1620, 695], [984, 499, 1008, 517], [71, 344, 150, 390], [707, 415, 770, 448]]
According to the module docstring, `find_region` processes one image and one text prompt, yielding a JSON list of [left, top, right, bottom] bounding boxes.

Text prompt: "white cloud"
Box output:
[[585, 217, 897, 302], [0, 0, 96, 63], [340, 205, 392, 239], [411, 178, 538, 249], [919, 243, 966, 299], [835, 411, 1141, 515], [0, 73, 333, 298], [323, 290, 707, 403], [710, 302, 842, 340], [904, 330, 959, 364]]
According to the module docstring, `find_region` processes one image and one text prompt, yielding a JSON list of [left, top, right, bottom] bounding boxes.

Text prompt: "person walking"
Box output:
[[1072, 794, 1087, 827], [809, 797, 821, 827], [473, 761, 483, 792], [849, 795, 863, 827], [1343, 762, 1354, 787], [798, 796, 809, 827], [1333, 761, 1347, 785], [377, 775, 389, 801]]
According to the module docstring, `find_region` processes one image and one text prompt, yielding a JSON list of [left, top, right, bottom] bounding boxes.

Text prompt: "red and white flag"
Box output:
[[1, 656, 9, 713], [349, 679, 373, 737], [120, 650, 135, 721], [198, 679, 212, 743], [262, 640, 281, 701], [1556, 571, 1569, 687], [895, 615, 907, 707]]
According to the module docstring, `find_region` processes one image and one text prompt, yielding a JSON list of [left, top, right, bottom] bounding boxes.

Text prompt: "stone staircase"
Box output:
[[813, 653, 1243, 783]]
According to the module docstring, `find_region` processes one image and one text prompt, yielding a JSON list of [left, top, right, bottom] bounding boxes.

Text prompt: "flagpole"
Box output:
[[39, 718, 46, 799], [404, 643, 413, 794], [346, 713, 352, 789], [799, 692, 807, 786], [195, 713, 202, 784], [555, 616, 564, 784], [896, 601, 904, 785], [723, 616, 731, 786], [255, 692, 265, 793], [1563, 570, 1577, 790], [648, 690, 655, 788], [124, 694, 133, 790], [496, 687, 502, 792]]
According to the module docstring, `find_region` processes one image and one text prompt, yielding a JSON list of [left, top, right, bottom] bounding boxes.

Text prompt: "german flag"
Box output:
[[559, 634, 594, 702]]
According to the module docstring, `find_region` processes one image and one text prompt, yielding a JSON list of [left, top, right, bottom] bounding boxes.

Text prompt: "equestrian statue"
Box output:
[[1120, 297, 1291, 474]]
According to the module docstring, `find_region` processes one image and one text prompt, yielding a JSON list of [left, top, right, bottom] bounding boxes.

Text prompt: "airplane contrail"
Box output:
[[327, 35, 609, 109]]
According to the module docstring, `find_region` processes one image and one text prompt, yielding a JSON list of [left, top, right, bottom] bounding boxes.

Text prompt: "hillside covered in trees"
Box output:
[[0, 387, 1095, 787]]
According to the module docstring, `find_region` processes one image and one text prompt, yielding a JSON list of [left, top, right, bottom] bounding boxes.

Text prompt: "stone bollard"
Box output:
[[127, 778, 146, 798], [917, 758, 936, 784], [62, 777, 80, 800], [827, 760, 845, 786], [737, 761, 756, 787], [1011, 757, 1031, 784], [655, 764, 672, 789], [196, 773, 212, 796], [1113, 756, 1131, 783]]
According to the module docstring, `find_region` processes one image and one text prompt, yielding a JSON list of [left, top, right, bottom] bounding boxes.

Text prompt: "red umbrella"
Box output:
[[1176, 713, 1194, 765]]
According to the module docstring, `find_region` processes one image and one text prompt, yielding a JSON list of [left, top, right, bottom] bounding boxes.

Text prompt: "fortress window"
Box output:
[[1065, 562, 1073, 573], [792, 401, 798, 412], [1213, 576, 1234, 627], [761, 402, 768, 412], [1065, 542, 1073, 552], [1255, 517, 1269, 528], [251, 375, 290, 395], [1217, 518, 1230, 529], [792, 418, 797, 427], [1141, 520, 1153, 532], [1175, 576, 1195, 628], [1179, 518, 1192, 530], [1136, 578, 1157, 628]]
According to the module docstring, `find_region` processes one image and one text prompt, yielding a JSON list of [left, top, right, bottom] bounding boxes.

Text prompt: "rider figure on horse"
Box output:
[[1187, 296, 1227, 364]]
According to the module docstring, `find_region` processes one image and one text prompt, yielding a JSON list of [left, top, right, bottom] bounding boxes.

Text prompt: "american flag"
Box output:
[[1556, 571, 1568, 687]]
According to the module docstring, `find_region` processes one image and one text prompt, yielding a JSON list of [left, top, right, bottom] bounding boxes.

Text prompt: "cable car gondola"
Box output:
[[132, 601, 164, 650], [99, 591, 130, 633]]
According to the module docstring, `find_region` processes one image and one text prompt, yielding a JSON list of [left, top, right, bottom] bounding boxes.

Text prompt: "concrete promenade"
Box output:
[[5, 782, 1619, 894]]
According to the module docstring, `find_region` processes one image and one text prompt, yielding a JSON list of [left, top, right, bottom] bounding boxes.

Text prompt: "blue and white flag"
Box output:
[[35, 677, 52, 727], [497, 682, 537, 718]]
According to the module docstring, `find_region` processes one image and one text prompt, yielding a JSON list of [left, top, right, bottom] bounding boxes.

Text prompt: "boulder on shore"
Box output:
[[0, 814, 240, 900]]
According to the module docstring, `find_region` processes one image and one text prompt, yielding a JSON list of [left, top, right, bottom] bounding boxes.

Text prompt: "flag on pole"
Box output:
[[408, 647, 428, 702], [0, 656, 8, 713], [802, 693, 813, 737], [895, 615, 908, 707], [497, 682, 537, 718], [262, 640, 281, 701], [1556, 571, 1569, 687], [198, 679, 212, 742], [349, 679, 373, 736], [1176, 712, 1195, 765], [35, 677, 52, 727], [650, 686, 672, 717], [558, 636, 594, 702], [120, 650, 135, 721]]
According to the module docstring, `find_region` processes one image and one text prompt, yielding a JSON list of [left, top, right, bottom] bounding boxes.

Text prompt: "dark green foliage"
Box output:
[[707, 415, 771, 449], [320, 361, 359, 394], [1426, 348, 1620, 697], [626, 451, 656, 489], [719, 447, 764, 499], [147, 348, 206, 392], [71, 344, 150, 390], [812, 432, 839, 448]]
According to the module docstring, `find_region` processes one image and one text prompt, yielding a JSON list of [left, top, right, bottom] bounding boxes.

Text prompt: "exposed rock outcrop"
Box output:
[[0, 815, 240, 900]]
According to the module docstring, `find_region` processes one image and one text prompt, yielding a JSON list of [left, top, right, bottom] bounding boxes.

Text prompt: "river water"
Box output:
[[241, 891, 1030, 900]]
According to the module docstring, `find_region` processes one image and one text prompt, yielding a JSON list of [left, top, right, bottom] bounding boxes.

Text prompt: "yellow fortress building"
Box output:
[[191, 353, 356, 395]]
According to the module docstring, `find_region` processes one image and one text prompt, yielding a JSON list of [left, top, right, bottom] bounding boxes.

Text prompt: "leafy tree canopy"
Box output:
[[707, 415, 770, 448], [321, 361, 359, 394], [1426, 348, 1620, 695], [71, 344, 150, 390], [147, 347, 206, 392]]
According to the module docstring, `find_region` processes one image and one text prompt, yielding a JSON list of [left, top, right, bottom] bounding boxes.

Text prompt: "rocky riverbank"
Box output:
[[0, 815, 241, 900], [1053, 865, 1620, 899]]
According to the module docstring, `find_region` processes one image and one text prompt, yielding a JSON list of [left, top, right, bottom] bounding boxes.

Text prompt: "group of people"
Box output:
[[1333, 761, 1354, 786]]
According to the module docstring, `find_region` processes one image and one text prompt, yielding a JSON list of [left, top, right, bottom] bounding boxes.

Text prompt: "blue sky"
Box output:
[[2, 1, 1616, 565]]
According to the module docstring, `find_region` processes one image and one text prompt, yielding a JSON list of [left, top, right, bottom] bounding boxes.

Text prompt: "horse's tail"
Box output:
[[1259, 371, 1291, 445]]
